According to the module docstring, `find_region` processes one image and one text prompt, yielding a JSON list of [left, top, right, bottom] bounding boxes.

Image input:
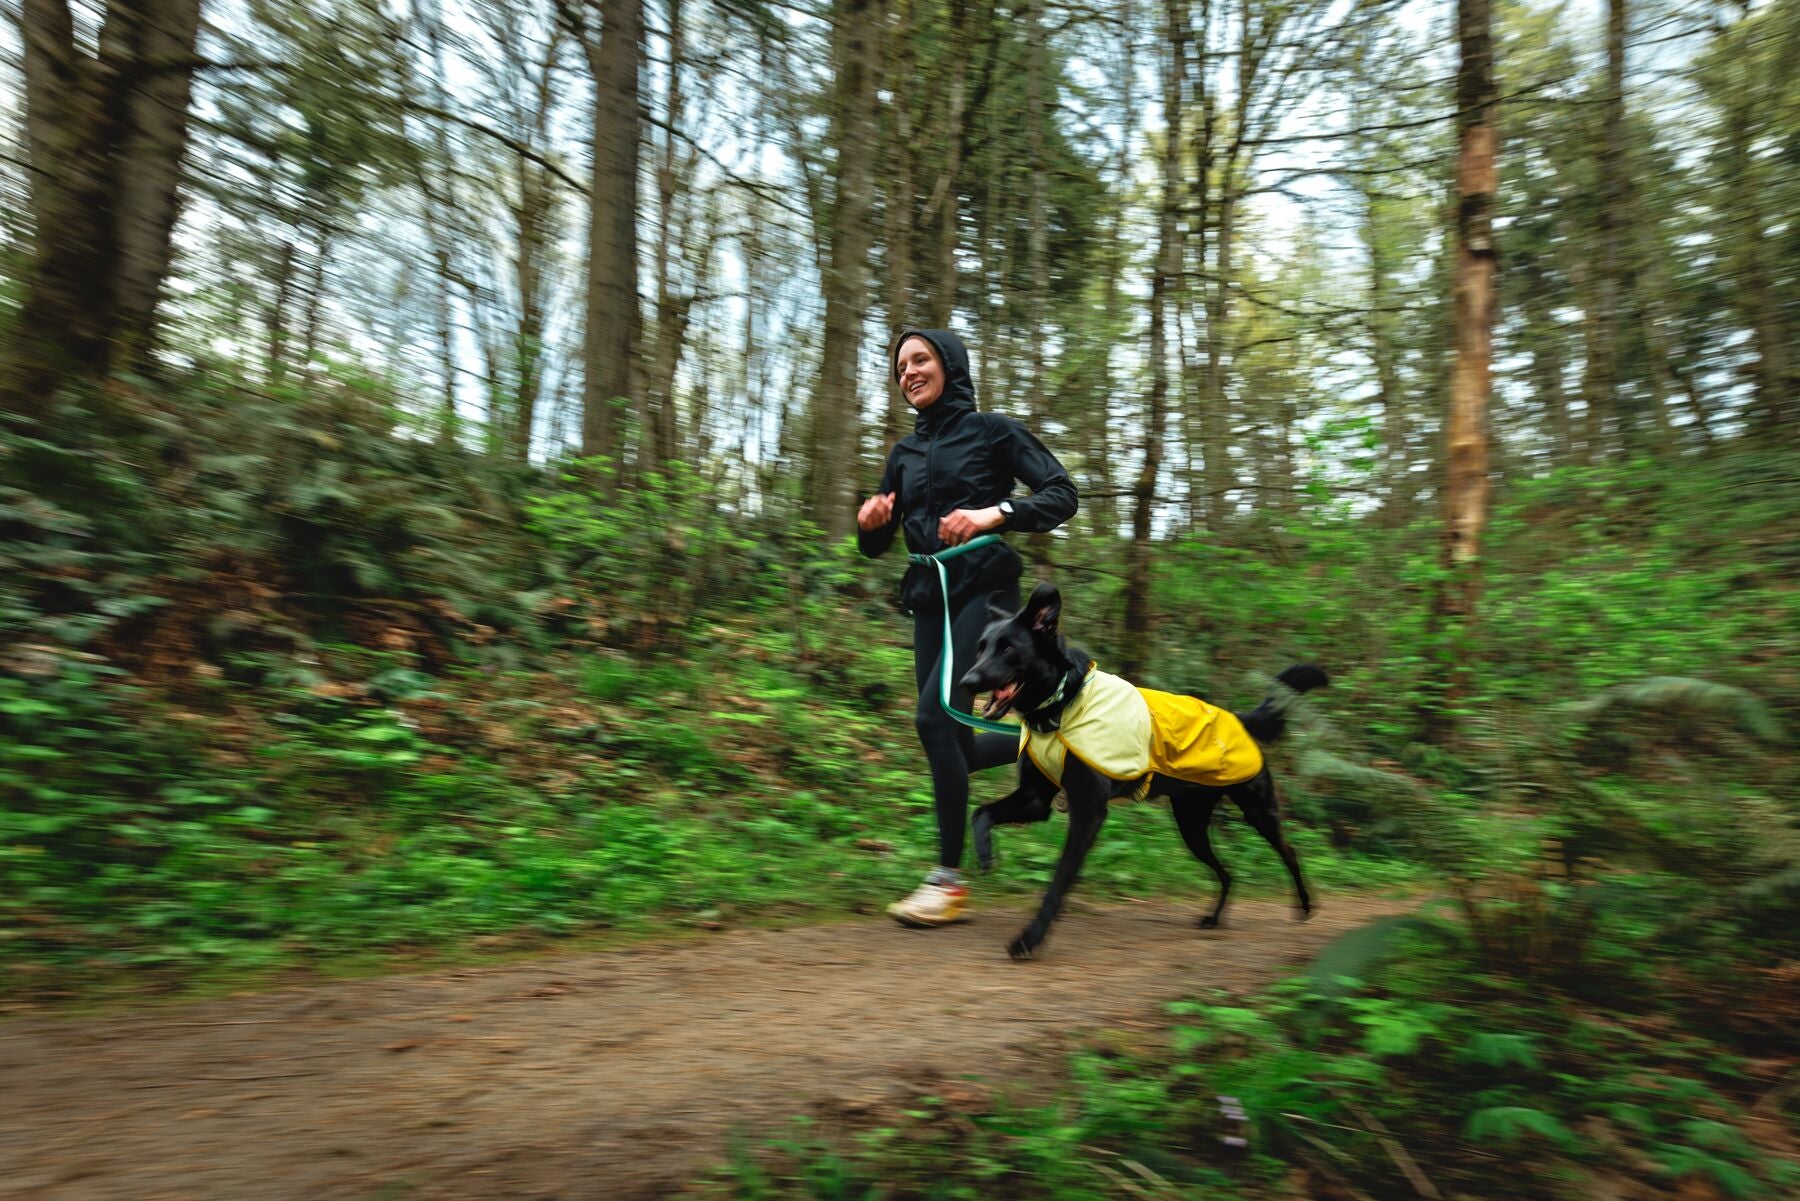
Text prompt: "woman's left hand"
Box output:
[[939, 506, 1004, 546]]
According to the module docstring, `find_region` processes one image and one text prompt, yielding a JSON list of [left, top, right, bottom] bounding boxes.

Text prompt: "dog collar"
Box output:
[[1022, 663, 1094, 733]]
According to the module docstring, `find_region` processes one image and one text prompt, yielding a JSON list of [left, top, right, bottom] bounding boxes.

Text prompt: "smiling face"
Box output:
[[958, 584, 1069, 720], [894, 336, 945, 410]]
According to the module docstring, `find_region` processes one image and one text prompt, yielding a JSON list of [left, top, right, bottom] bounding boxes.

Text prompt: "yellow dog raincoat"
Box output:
[[1018, 667, 1264, 798]]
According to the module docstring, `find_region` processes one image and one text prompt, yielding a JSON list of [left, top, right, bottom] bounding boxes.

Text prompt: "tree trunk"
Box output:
[[1582, 0, 1628, 462], [1024, 0, 1050, 425], [1523, 266, 1573, 463], [512, 158, 551, 462], [1366, 199, 1408, 525], [112, 0, 202, 369], [1202, 185, 1236, 528], [1087, 0, 1132, 541], [927, 0, 971, 327], [5, 0, 202, 413], [1723, 89, 1790, 439], [574, 0, 644, 476], [807, 0, 879, 540], [880, 0, 917, 467], [1123, 0, 1185, 681], [433, 247, 459, 443], [267, 239, 297, 382], [299, 227, 333, 378], [1187, 29, 1215, 533], [647, 0, 685, 471], [1437, 0, 1497, 626]]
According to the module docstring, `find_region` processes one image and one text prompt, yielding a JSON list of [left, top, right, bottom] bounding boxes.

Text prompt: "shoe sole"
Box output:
[[887, 906, 969, 928]]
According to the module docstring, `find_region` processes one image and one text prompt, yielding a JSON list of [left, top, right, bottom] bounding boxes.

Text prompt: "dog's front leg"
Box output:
[[1008, 760, 1108, 961], [972, 759, 1056, 872]]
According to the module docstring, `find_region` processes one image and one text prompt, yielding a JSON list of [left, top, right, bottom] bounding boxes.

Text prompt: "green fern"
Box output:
[[1458, 1031, 1542, 1071], [1304, 916, 1442, 998], [1562, 676, 1784, 743], [1296, 748, 1428, 796], [1464, 1106, 1578, 1150], [1655, 1144, 1759, 1201]]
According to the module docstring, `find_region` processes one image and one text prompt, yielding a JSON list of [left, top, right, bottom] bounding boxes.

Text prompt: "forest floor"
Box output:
[[0, 895, 1407, 1201]]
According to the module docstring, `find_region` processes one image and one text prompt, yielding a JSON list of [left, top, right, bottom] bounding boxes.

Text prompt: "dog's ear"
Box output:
[[1022, 581, 1061, 636]]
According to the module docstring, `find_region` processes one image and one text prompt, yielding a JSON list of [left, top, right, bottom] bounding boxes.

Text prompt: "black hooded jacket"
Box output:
[[858, 328, 1078, 611]]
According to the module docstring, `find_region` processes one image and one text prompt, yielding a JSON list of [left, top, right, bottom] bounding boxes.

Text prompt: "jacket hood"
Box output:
[[892, 327, 977, 435]]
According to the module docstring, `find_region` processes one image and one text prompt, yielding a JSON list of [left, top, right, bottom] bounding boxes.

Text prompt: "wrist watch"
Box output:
[[998, 500, 1015, 526]]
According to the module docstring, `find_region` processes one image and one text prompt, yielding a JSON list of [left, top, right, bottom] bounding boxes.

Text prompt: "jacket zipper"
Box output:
[[924, 415, 938, 550]]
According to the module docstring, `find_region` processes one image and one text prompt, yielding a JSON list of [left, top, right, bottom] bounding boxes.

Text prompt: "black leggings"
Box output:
[[912, 582, 1022, 869]]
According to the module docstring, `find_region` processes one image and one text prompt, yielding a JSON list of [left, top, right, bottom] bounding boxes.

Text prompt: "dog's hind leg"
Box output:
[[1008, 760, 1107, 961], [1170, 788, 1230, 927], [972, 759, 1055, 872], [1232, 769, 1312, 920]]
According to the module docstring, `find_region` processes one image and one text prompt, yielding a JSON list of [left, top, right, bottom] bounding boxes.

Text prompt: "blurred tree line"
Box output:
[[3, 0, 1795, 677]]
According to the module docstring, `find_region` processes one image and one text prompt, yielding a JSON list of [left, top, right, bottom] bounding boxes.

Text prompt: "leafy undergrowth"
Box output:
[[0, 612, 1414, 1000], [4, 382, 1795, 1010], [701, 901, 1800, 1201]]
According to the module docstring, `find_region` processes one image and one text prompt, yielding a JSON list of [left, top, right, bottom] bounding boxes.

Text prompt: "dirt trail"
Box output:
[[0, 896, 1404, 1201]]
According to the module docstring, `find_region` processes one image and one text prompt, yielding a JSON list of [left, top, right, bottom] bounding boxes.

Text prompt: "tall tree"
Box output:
[[1707, 6, 1792, 440], [1582, 0, 1628, 460], [805, 0, 879, 539], [648, 0, 694, 470], [1438, 0, 1497, 630], [4, 0, 204, 412], [559, 0, 644, 474], [1023, 0, 1050, 425], [879, 0, 919, 461], [456, 1, 569, 462], [1123, 0, 1186, 680]]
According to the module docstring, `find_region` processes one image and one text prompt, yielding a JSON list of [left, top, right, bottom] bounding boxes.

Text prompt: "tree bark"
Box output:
[[1438, 0, 1497, 623], [1087, 0, 1133, 542], [1366, 201, 1408, 525], [568, 0, 643, 476], [1024, 0, 1050, 425], [1186, 5, 1215, 532], [5, 0, 202, 413], [926, 0, 971, 327], [1522, 263, 1573, 464], [267, 239, 297, 381], [1123, 0, 1186, 681], [807, 0, 879, 540], [511, 155, 551, 462], [880, 0, 918, 466], [112, 0, 203, 368], [1721, 87, 1790, 440], [648, 0, 686, 470], [1582, 0, 1628, 462]]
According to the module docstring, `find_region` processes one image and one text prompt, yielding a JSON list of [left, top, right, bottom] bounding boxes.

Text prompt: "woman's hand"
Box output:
[[938, 506, 1004, 546], [857, 491, 897, 531]]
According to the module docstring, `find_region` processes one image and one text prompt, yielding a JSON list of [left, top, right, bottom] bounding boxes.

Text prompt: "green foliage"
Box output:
[[712, 900, 1797, 1201], [1464, 1106, 1577, 1150], [1563, 676, 1785, 744]]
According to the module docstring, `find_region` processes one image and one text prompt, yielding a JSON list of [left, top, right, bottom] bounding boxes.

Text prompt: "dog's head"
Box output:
[[959, 582, 1080, 721]]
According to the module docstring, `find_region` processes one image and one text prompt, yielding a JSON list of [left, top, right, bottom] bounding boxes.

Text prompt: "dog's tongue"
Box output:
[[983, 682, 1019, 716]]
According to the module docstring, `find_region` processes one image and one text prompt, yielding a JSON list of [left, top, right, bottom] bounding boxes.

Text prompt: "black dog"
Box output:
[[962, 582, 1326, 961]]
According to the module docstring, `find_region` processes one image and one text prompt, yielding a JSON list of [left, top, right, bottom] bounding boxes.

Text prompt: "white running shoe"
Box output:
[[886, 873, 970, 927]]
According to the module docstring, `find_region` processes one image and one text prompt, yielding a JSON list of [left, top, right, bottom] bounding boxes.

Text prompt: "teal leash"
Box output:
[[908, 534, 1019, 736]]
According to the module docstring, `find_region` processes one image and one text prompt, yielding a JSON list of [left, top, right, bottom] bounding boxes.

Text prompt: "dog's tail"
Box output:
[[1237, 664, 1329, 744]]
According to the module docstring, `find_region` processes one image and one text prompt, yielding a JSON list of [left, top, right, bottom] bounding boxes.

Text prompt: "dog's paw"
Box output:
[[1006, 933, 1037, 961], [1196, 914, 1222, 930], [1295, 904, 1314, 923]]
